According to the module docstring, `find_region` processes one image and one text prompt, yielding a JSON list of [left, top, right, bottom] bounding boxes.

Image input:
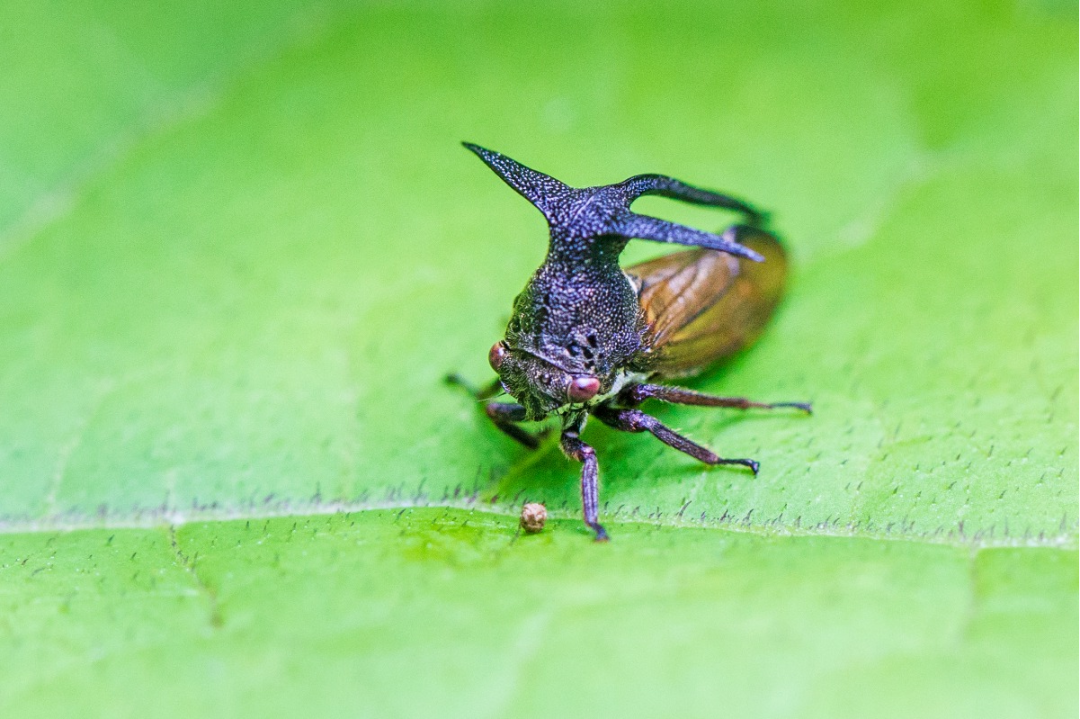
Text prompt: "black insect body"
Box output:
[[453, 143, 810, 541]]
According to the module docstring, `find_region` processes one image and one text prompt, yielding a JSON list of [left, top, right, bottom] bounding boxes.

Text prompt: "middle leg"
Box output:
[[594, 405, 759, 474]]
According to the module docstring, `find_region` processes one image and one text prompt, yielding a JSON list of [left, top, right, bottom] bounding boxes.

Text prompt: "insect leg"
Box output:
[[446, 375, 547, 448], [484, 402, 548, 449], [622, 384, 812, 414], [594, 406, 759, 474], [559, 429, 609, 541], [445, 373, 503, 400]]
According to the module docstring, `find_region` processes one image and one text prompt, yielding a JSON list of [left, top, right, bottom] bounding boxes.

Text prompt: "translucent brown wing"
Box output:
[[625, 231, 787, 377]]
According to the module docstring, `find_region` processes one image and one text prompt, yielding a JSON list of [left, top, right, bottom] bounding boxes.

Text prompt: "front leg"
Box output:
[[484, 402, 548, 450], [594, 405, 759, 474], [559, 428, 609, 541], [622, 384, 812, 414], [445, 375, 547, 449], [445, 373, 503, 400]]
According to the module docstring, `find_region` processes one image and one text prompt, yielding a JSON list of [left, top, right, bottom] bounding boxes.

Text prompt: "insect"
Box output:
[[450, 143, 810, 541]]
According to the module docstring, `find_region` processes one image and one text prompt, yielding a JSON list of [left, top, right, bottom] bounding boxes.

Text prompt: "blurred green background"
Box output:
[[0, 1, 1075, 717]]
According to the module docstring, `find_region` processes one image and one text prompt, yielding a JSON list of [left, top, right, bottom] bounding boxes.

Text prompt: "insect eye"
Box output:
[[567, 376, 601, 403], [488, 341, 509, 371]]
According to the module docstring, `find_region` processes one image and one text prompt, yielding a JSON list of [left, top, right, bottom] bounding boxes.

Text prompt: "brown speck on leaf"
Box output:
[[520, 503, 547, 534]]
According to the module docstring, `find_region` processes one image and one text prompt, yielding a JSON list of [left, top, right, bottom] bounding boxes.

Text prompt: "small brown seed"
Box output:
[[520, 503, 547, 533]]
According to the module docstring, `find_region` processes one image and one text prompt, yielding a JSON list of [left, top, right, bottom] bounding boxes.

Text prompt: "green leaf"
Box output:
[[3, 511, 1077, 718], [0, 1, 1075, 717]]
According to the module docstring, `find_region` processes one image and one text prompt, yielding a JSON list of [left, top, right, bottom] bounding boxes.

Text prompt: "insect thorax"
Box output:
[[505, 248, 644, 381]]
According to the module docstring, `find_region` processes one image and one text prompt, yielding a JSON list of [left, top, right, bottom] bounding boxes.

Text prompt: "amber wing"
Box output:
[[625, 231, 787, 378]]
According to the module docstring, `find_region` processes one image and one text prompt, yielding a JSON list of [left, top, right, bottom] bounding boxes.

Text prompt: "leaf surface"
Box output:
[[0, 1, 1075, 717]]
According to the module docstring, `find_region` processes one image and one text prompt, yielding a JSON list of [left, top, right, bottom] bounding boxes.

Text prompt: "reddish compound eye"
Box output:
[[488, 341, 509, 371], [568, 376, 601, 403]]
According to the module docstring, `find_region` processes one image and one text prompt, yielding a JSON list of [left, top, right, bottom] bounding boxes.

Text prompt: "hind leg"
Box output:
[[622, 384, 811, 414]]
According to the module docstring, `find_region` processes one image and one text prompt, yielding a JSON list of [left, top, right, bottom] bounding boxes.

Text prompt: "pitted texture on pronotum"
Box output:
[[462, 143, 767, 255], [454, 144, 810, 540]]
